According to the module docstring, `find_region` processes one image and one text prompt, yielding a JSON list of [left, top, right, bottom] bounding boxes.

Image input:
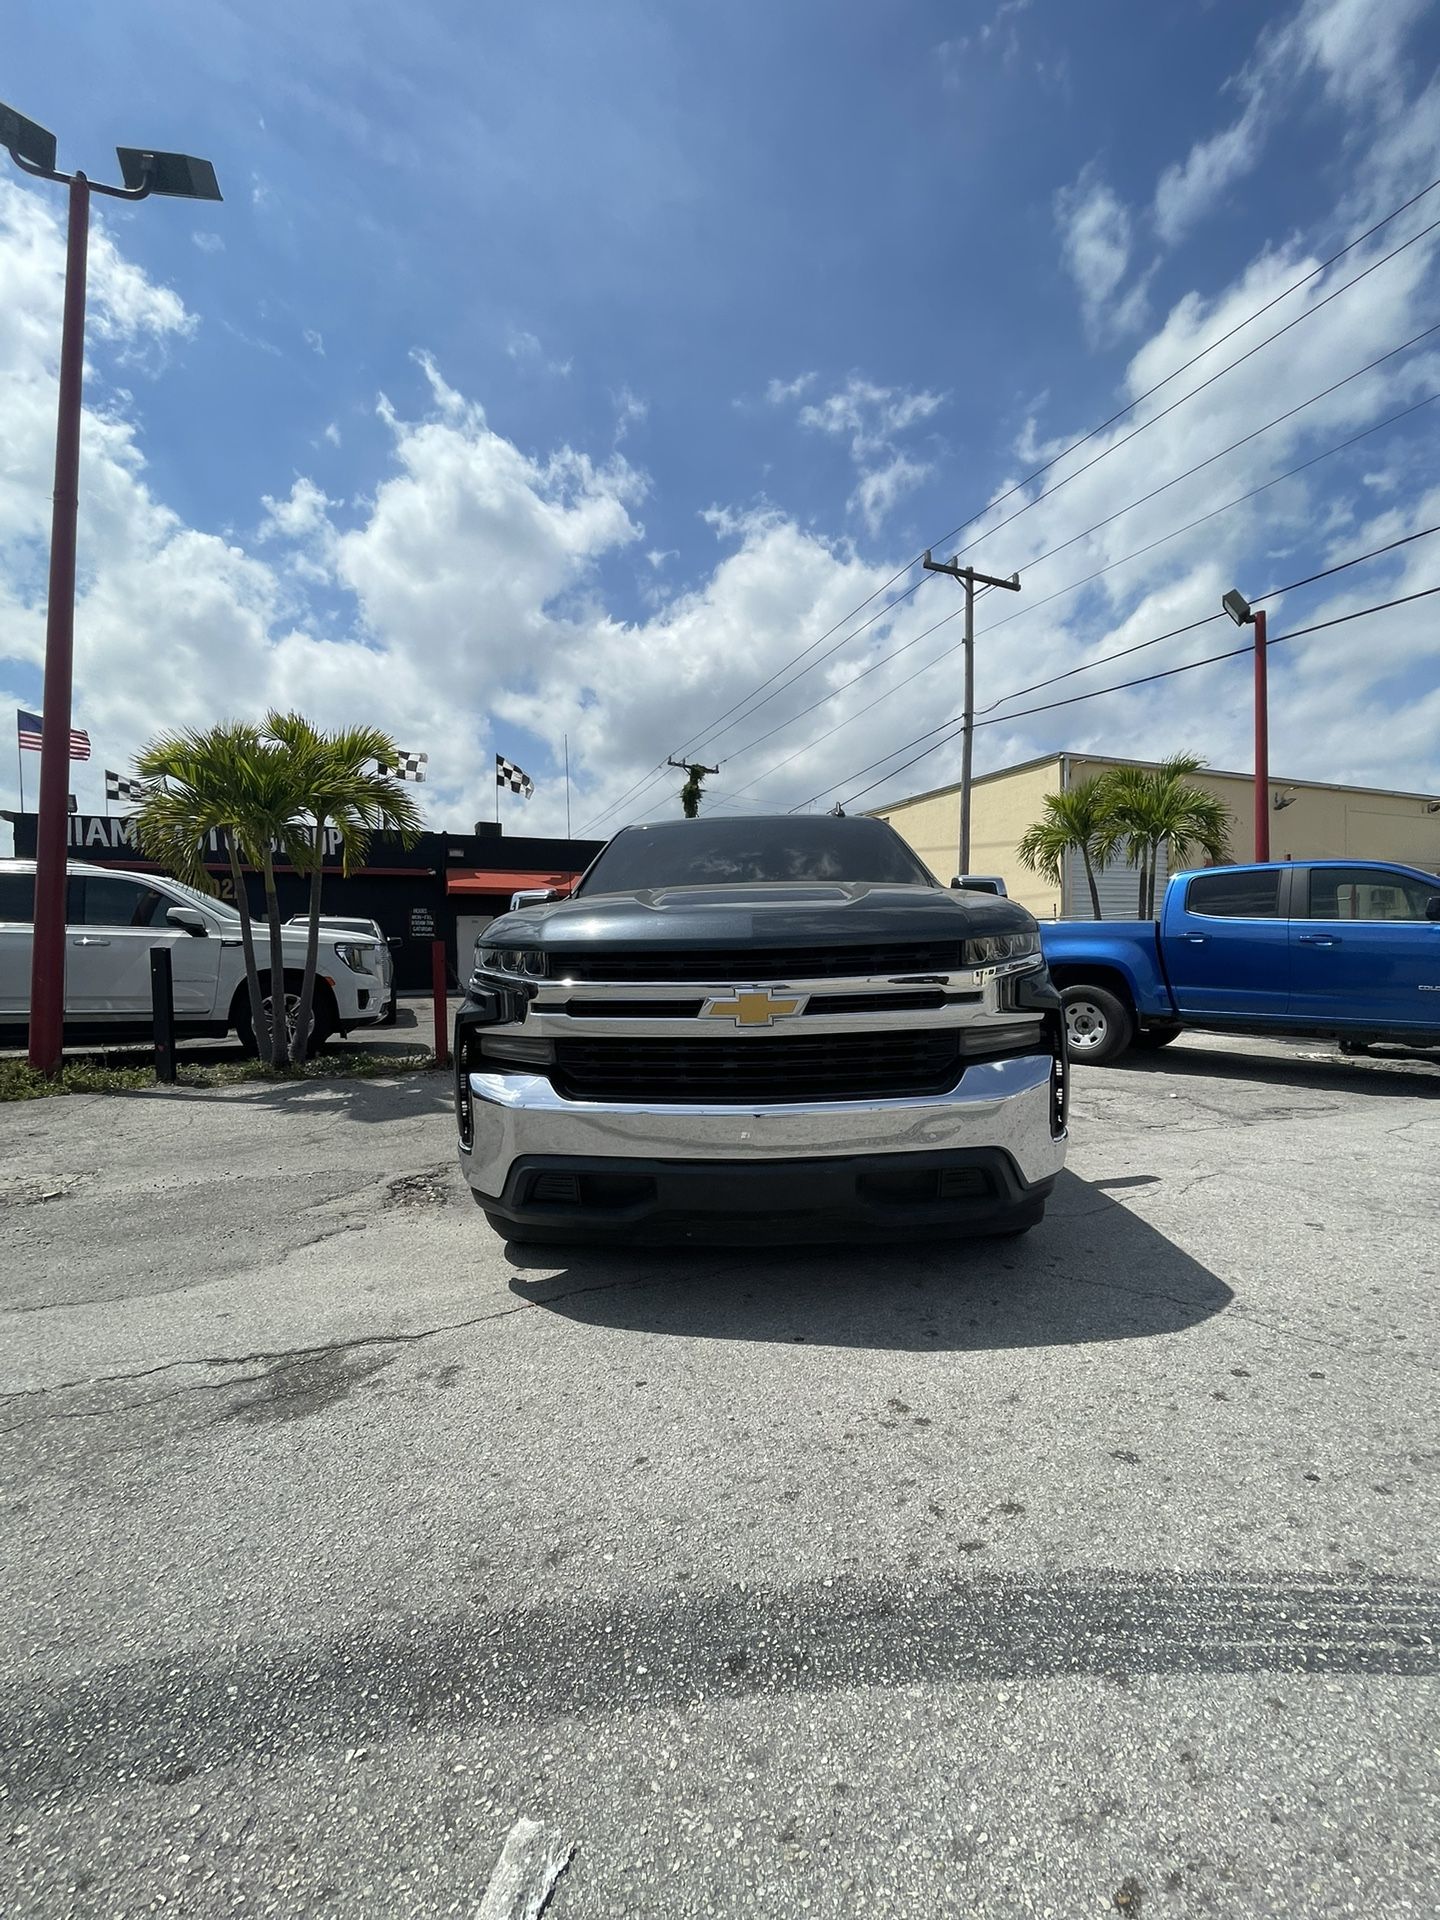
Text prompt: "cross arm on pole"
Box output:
[[922, 550, 1021, 592]]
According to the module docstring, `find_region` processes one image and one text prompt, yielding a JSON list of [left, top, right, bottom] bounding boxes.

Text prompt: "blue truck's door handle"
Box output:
[[1297, 934, 1338, 946], [1184, 933, 1206, 944]]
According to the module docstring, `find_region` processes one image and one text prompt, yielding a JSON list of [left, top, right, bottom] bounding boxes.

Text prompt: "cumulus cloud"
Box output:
[[1, 119, 1436, 844], [1054, 168, 1149, 343], [191, 231, 224, 255], [764, 372, 818, 404]]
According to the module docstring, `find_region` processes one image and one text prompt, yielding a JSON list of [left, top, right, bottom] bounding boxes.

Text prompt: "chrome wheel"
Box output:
[[260, 991, 313, 1048], [1064, 997, 1110, 1055]]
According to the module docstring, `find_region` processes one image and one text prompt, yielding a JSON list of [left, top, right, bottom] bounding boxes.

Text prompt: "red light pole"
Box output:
[[1223, 588, 1269, 863], [3, 102, 221, 1074], [1251, 607, 1269, 862]]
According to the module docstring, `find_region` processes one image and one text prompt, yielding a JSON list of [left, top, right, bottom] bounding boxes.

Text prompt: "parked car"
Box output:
[[0, 860, 388, 1053], [1040, 859, 1440, 1064], [454, 814, 1068, 1244], [285, 914, 398, 1024]]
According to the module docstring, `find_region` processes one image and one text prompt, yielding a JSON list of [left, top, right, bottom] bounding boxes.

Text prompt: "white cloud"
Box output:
[[191, 231, 224, 255], [850, 455, 933, 537], [250, 174, 271, 209], [1154, 99, 1265, 247], [323, 421, 342, 448], [303, 327, 325, 356], [1054, 168, 1149, 344], [787, 375, 945, 532], [1, 121, 1437, 842], [505, 326, 572, 377], [765, 372, 818, 404], [613, 385, 648, 440], [1152, 0, 1432, 247]]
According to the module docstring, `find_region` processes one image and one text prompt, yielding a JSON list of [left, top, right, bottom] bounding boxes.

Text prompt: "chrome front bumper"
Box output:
[[460, 1049, 1065, 1199]]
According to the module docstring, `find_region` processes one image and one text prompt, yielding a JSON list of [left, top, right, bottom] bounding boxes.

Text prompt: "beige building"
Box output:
[[869, 751, 1440, 920]]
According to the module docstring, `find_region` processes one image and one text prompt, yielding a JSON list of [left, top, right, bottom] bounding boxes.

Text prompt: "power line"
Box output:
[[836, 583, 1440, 809], [934, 210, 1440, 572], [587, 174, 1440, 835], [656, 173, 1440, 775], [794, 532, 1440, 811], [718, 369, 1440, 804]]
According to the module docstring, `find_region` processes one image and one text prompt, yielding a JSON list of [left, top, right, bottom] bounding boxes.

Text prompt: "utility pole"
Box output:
[[921, 552, 1021, 879], [667, 756, 718, 820]]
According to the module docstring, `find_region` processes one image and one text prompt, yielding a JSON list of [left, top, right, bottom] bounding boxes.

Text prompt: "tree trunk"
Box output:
[[261, 853, 289, 1069], [226, 838, 267, 1055], [1081, 845, 1102, 920], [289, 818, 325, 1066], [1147, 842, 1160, 919], [1136, 849, 1148, 918]]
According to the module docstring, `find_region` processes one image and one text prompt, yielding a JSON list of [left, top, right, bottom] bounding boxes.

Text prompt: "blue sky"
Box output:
[[2, 0, 1438, 836]]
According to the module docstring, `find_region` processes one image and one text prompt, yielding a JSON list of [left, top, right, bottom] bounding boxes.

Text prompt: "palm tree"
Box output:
[[1015, 776, 1111, 919], [263, 714, 424, 1064], [1097, 756, 1231, 917], [134, 723, 273, 1060], [135, 723, 310, 1066]]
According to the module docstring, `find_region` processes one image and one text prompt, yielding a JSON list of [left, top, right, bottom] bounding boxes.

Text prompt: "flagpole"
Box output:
[[564, 733, 571, 837], [495, 759, 500, 828], [15, 727, 22, 817]]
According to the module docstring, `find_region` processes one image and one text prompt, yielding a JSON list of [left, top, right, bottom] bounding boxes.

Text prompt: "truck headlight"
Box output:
[[965, 930, 1039, 967], [335, 943, 374, 972], [477, 945, 547, 977]]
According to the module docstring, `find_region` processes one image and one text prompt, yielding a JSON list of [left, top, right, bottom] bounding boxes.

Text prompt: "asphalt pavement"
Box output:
[[0, 1033, 1436, 1918]]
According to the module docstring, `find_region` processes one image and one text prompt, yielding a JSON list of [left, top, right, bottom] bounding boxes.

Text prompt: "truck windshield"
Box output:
[[577, 817, 936, 893]]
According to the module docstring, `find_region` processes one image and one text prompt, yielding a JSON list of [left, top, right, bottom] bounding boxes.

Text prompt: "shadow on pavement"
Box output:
[[503, 1170, 1233, 1352], [1103, 1040, 1438, 1098]]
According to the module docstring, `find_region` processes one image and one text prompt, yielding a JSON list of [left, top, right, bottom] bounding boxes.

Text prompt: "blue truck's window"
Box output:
[[1185, 870, 1282, 918], [1308, 867, 1435, 921]]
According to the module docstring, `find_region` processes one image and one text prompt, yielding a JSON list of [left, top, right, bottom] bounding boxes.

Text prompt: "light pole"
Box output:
[[1222, 587, 1269, 862], [2, 102, 220, 1075]]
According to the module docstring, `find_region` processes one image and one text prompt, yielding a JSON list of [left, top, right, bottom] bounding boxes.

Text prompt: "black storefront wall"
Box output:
[[4, 815, 605, 991]]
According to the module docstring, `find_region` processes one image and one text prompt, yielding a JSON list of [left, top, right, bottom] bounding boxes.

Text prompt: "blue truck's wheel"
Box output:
[[1061, 984, 1134, 1065]]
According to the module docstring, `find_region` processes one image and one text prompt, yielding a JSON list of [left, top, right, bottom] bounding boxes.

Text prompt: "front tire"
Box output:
[[1061, 984, 1134, 1065], [233, 975, 335, 1058]]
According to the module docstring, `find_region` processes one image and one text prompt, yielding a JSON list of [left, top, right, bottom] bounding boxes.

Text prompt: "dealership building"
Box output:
[[869, 751, 1440, 919], [2, 813, 604, 990]]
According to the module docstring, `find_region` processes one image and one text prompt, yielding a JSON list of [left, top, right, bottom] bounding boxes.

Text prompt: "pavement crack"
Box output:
[[0, 1260, 751, 1432]]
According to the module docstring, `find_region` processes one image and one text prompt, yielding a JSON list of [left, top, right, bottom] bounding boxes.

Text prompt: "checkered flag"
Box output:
[[105, 769, 146, 804], [377, 751, 428, 783], [496, 753, 534, 798]]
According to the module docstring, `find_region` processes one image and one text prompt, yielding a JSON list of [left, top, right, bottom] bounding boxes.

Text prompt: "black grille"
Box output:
[[553, 1030, 964, 1104], [552, 942, 963, 984]]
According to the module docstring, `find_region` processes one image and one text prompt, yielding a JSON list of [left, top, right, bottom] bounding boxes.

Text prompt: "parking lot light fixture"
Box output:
[[1, 101, 220, 1075]]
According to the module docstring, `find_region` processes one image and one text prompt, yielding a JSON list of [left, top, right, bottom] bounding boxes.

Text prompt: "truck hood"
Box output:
[[483, 881, 1036, 953]]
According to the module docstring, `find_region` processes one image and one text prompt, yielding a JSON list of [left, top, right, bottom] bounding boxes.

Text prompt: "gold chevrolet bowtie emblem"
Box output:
[[700, 988, 808, 1027]]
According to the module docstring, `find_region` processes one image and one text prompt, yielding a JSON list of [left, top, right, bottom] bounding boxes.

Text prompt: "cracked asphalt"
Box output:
[[0, 1032, 1436, 1918]]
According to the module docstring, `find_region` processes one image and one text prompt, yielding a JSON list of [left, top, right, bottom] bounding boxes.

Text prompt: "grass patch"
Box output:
[[0, 1051, 436, 1101]]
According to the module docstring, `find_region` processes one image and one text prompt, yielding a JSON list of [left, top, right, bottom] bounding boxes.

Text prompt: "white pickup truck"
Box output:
[[0, 858, 388, 1052]]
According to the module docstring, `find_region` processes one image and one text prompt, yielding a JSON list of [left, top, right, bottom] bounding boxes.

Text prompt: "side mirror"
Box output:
[[166, 905, 209, 937], [510, 887, 558, 910], [1427, 895, 1440, 921], [388, 936, 402, 949]]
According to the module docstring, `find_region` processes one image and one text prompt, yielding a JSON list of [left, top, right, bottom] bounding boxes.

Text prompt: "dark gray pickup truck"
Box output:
[[454, 814, 1068, 1244]]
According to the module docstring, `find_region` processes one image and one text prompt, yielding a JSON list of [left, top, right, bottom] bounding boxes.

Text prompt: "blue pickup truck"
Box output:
[[1040, 859, 1440, 1064]]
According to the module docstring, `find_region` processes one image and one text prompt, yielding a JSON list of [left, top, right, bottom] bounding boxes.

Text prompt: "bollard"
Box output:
[[431, 937, 451, 1067], [150, 946, 176, 1084]]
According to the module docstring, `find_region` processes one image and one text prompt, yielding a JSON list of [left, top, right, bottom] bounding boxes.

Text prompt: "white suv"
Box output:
[[286, 914, 398, 1024], [0, 859, 387, 1052]]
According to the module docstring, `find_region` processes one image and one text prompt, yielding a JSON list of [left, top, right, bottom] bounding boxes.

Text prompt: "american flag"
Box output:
[[17, 708, 90, 760]]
